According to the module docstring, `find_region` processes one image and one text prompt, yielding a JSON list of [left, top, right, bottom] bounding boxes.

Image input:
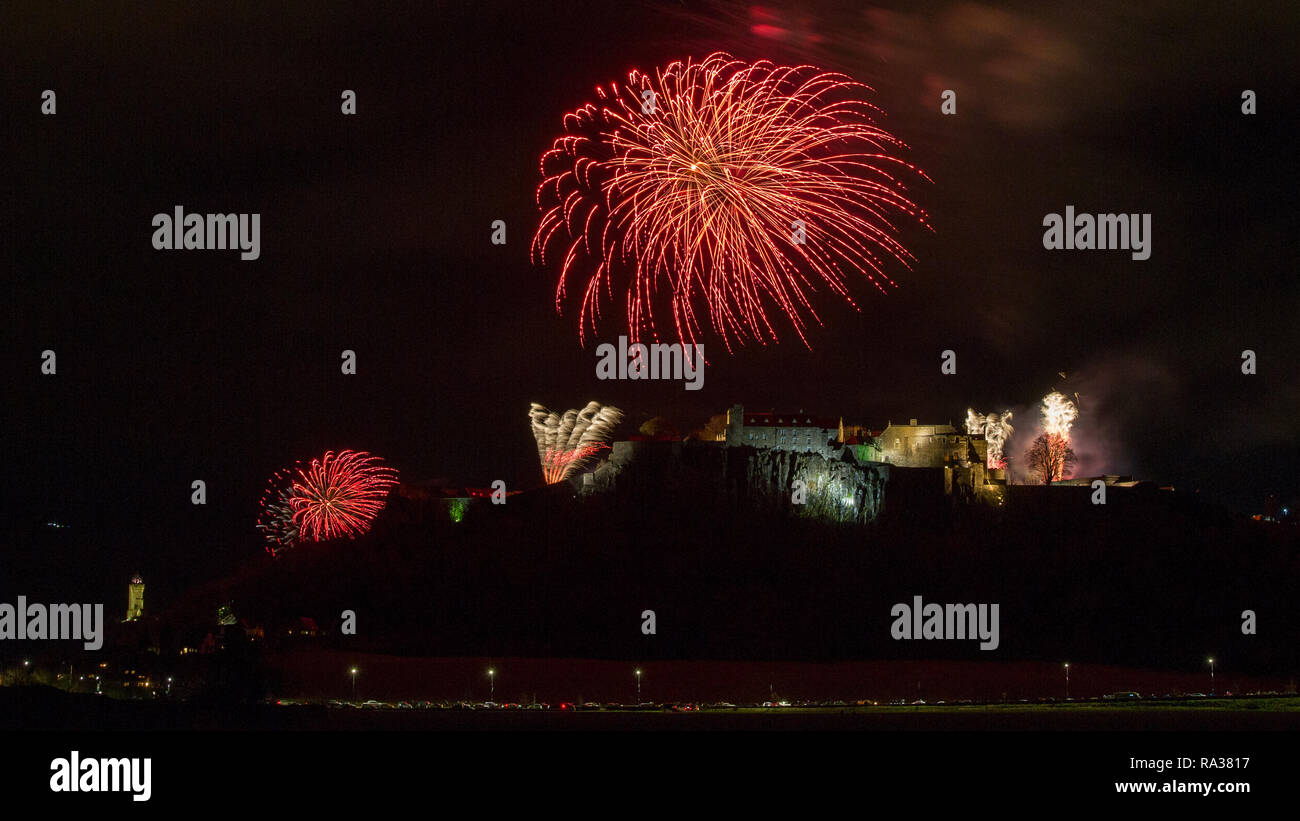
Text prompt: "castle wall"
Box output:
[[878, 423, 965, 467]]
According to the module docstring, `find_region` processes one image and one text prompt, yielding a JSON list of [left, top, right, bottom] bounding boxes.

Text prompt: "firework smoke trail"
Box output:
[[965, 409, 1014, 469], [1039, 391, 1078, 481], [532, 52, 930, 352], [257, 465, 302, 556], [290, 450, 399, 542], [529, 401, 624, 484]]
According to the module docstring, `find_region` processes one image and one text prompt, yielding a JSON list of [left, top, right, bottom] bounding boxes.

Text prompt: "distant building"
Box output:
[[878, 419, 971, 467], [724, 404, 839, 456], [125, 574, 144, 621], [873, 419, 1000, 499], [217, 602, 237, 626], [285, 617, 318, 638], [839, 421, 885, 462]]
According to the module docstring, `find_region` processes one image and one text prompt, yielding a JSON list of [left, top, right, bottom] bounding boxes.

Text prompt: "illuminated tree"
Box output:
[[689, 413, 729, 442], [1024, 434, 1077, 485]]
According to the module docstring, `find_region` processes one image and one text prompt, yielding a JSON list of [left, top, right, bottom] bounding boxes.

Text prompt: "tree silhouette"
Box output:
[[689, 413, 728, 442], [638, 416, 680, 440]]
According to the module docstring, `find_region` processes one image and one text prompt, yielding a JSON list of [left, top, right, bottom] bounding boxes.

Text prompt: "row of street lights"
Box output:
[[1061, 657, 1219, 698], [348, 659, 1227, 701], [11, 658, 1230, 701], [344, 665, 645, 702]]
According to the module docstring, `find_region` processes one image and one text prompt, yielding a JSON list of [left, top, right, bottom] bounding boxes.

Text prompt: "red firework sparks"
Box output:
[[1046, 434, 1070, 482], [541, 442, 611, 485], [529, 402, 623, 485], [533, 52, 930, 351], [290, 450, 398, 542]]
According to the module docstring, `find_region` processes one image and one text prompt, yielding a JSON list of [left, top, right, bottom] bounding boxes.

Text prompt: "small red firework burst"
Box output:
[[533, 52, 930, 352], [290, 450, 399, 542]]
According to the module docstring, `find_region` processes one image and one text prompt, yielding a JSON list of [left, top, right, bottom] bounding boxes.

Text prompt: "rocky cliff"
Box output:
[[582, 441, 893, 524]]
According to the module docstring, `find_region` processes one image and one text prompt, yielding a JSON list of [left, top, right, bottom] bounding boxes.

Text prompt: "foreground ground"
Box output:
[[4, 687, 1299, 731]]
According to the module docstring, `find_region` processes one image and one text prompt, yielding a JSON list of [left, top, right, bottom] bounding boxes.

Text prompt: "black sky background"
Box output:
[[2, 1, 1297, 606]]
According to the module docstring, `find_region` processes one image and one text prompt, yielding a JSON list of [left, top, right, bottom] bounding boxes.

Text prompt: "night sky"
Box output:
[[3, 0, 1297, 604]]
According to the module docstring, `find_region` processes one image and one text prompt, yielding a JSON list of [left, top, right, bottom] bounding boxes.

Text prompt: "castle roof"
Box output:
[[881, 421, 958, 435], [743, 411, 837, 428]]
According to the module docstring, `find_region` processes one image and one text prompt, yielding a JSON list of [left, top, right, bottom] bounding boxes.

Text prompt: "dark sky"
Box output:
[[3, 1, 1297, 602]]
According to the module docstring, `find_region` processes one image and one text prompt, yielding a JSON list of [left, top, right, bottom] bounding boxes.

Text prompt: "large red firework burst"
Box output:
[[532, 52, 930, 351], [289, 450, 399, 542]]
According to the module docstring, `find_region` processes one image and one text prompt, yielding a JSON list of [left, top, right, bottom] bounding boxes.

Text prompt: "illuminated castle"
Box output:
[[722, 404, 999, 500], [878, 419, 974, 467], [125, 574, 144, 621], [724, 404, 839, 456], [726, 405, 987, 468]]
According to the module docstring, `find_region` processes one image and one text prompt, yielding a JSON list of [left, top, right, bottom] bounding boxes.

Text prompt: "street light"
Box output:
[[350, 667, 359, 699], [1207, 657, 1215, 695], [1064, 662, 1070, 700], [488, 668, 495, 703], [635, 668, 642, 702]]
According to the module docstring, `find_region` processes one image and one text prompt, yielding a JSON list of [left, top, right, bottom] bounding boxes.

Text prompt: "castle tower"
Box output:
[[725, 404, 745, 446], [126, 574, 144, 621]]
